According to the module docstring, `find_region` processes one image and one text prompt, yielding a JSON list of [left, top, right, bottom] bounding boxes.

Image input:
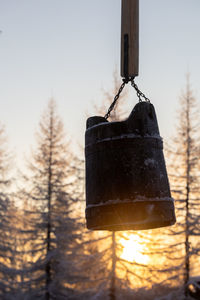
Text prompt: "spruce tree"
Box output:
[[167, 76, 200, 297], [153, 76, 200, 300], [0, 124, 17, 298], [22, 100, 82, 299]]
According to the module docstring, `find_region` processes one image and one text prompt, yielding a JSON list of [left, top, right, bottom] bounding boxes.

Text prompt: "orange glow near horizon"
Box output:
[[120, 234, 150, 265]]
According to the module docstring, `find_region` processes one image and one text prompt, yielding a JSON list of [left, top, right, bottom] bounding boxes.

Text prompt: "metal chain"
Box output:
[[131, 78, 150, 103], [104, 77, 150, 119], [104, 79, 128, 120]]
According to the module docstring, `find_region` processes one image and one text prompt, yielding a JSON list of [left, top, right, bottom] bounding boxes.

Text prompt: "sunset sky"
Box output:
[[0, 0, 200, 163]]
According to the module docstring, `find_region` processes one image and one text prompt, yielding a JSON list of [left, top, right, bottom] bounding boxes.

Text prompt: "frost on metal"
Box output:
[[86, 197, 174, 209]]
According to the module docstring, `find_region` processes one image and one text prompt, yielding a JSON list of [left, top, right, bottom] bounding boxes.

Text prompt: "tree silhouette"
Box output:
[[22, 99, 83, 299], [0, 124, 17, 298], [162, 75, 200, 299]]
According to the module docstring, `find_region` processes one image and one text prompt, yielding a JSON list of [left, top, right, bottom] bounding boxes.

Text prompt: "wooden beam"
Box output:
[[121, 0, 139, 78]]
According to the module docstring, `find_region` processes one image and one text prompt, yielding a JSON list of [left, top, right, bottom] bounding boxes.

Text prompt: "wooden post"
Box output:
[[121, 0, 139, 78]]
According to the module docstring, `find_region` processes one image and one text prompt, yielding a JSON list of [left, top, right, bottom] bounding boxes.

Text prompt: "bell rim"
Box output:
[[86, 219, 176, 231], [86, 197, 174, 209], [85, 199, 176, 231]]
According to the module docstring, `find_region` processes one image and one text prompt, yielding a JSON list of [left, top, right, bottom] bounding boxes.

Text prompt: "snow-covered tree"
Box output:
[[161, 75, 200, 298], [21, 99, 83, 299], [0, 124, 18, 298]]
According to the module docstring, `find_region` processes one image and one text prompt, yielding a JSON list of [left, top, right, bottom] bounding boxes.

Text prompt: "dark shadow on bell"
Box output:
[[85, 102, 176, 231]]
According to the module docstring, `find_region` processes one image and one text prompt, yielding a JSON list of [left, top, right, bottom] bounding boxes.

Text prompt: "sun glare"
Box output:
[[120, 234, 149, 264]]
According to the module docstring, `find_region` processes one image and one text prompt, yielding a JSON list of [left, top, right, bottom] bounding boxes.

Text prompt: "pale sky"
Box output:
[[0, 0, 200, 164]]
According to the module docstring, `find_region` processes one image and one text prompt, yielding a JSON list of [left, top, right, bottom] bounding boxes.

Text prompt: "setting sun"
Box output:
[[120, 234, 150, 264]]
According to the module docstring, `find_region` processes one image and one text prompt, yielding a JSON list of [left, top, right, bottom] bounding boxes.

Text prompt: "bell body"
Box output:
[[85, 102, 176, 231]]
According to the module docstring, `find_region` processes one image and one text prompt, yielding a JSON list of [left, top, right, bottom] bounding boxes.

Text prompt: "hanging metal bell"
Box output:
[[85, 102, 176, 231]]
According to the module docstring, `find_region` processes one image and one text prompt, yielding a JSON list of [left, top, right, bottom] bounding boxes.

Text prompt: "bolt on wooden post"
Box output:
[[121, 0, 139, 78]]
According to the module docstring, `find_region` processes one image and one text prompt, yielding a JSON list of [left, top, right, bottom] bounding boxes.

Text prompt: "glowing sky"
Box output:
[[0, 0, 200, 164]]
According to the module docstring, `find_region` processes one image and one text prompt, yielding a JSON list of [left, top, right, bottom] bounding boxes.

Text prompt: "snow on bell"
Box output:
[[85, 101, 176, 231]]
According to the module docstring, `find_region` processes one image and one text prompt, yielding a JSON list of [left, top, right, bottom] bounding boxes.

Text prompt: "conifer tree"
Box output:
[[0, 124, 17, 298], [153, 76, 200, 300], [166, 76, 200, 298], [22, 100, 83, 299]]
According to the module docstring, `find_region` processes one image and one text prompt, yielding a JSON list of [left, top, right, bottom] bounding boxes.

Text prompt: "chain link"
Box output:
[[104, 77, 150, 120], [131, 78, 150, 103], [104, 80, 127, 120]]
